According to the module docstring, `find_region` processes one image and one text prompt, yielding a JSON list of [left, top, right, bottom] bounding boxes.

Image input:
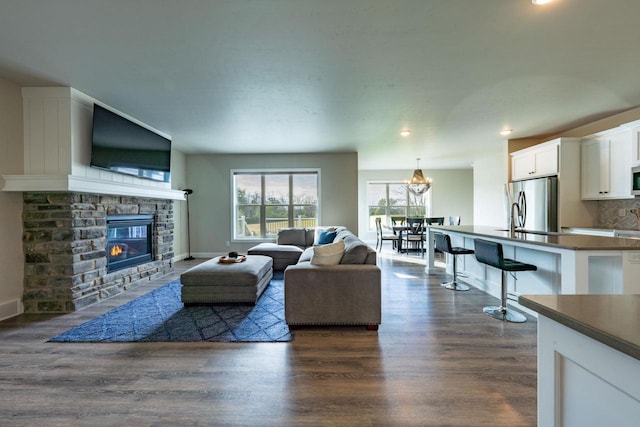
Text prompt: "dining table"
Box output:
[[392, 225, 411, 253]]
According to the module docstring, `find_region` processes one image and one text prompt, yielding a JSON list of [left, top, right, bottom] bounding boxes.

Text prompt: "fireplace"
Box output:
[[22, 193, 174, 313], [107, 214, 154, 273]]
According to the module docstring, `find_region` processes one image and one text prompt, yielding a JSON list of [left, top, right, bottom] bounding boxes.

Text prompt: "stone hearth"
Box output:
[[22, 192, 174, 313]]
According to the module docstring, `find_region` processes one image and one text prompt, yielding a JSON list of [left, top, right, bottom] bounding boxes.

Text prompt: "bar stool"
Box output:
[[473, 238, 536, 323], [434, 233, 473, 291]]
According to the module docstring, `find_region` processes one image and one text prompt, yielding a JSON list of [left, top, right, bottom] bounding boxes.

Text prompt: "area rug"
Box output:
[[49, 277, 292, 343]]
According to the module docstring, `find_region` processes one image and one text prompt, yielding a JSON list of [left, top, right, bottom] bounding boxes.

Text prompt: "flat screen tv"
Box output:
[[90, 104, 171, 183]]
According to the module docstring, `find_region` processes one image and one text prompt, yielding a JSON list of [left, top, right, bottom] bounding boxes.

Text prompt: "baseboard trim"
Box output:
[[192, 252, 225, 259], [0, 298, 22, 321]]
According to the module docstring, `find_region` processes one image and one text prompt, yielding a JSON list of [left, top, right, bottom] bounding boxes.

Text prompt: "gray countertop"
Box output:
[[519, 294, 640, 361], [430, 225, 640, 251]]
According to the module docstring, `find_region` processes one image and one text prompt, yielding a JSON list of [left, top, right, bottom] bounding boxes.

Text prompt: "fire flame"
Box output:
[[111, 245, 124, 256]]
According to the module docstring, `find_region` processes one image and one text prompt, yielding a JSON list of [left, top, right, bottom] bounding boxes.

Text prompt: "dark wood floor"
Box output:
[[0, 253, 537, 426]]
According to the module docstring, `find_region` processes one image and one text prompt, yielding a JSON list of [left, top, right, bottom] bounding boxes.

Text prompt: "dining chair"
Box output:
[[425, 217, 445, 225], [403, 217, 426, 256], [390, 216, 406, 227], [390, 216, 407, 253], [375, 217, 397, 251]]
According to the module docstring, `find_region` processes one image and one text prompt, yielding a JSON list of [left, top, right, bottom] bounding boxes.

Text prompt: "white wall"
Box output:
[[185, 152, 358, 256], [170, 149, 188, 260], [0, 77, 24, 319], [472, 144, 509, 228], [358, 168, 474, 239]]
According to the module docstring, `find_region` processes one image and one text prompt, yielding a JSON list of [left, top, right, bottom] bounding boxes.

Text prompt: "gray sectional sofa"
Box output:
[[247, 228, 315, 271], [248, 227, 381, 329]]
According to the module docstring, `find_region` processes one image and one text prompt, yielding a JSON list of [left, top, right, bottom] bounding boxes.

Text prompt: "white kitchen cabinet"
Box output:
[[510, 137, 592, 228], [581, 131, 633, 200], [511, 141, 558, 181], [631, 125, 640, 166]]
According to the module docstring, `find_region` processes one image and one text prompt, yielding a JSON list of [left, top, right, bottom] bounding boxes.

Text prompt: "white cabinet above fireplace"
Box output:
[[1, 87, 185, 201]]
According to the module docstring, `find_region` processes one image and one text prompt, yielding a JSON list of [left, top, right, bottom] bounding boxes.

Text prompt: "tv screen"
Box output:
[[90, 104, 171, 183]]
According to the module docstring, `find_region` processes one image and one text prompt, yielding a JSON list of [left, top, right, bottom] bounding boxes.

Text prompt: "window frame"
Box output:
[[366, 180, 432, 231], [231, 168, 321, 241]]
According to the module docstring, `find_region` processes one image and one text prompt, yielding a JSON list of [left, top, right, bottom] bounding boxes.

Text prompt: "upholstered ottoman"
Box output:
[[180, 255, 273, 304]]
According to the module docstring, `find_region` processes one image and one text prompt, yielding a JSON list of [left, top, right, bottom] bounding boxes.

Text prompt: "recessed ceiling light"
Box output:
[[500, 129, 513, 136], [532, 0, 553, 5], [400, 129, 411, 137]]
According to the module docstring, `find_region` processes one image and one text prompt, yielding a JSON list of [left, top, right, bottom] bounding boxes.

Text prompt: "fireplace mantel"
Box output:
[[2, 174, 186, 200]]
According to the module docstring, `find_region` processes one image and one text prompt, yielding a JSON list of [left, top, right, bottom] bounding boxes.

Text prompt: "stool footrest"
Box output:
[[483, 306, 527, 323], [441, 280, 470, 291]]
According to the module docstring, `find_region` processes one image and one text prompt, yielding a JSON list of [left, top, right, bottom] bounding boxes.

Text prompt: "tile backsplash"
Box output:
[[599, 199, 640, 229]]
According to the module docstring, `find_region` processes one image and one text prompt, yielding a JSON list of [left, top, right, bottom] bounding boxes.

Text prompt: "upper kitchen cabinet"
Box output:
[[628, 121, 640, 166], [511, 140, 559, 181], [581, 129, 633, 200], [511, 138, 593, 228]]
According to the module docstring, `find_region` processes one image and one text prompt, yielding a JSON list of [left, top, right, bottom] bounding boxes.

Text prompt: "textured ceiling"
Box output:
[[1, 0, 639, 169]]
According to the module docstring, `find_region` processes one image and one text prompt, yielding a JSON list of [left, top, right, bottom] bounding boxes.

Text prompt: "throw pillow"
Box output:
[[314, 226, 337, 245], [316, 230, 337, 245], [298, 247, 314, 263], [310, 240, 345, 266]]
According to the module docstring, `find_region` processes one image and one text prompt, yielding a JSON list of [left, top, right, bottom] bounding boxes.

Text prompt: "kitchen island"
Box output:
[[519, 294, 640, 426], [427, 226, 640, 307]]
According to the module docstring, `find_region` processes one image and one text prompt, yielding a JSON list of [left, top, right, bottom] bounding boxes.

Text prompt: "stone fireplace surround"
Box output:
[[22, 192, 174, 313]]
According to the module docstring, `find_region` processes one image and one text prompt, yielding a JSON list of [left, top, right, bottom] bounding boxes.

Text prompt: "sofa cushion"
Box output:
[[305, 228, 316, 247], [311, 240, 345, 266], [335, 229, 353, 242], [364, 248, 377, 265], [298, 247, 314, 263], [277, 228, 307, 247], [248, 242, 303, 258], [316, 230, 337, 245], [247, 243, 304, 270], [340, 235, 369, 264]]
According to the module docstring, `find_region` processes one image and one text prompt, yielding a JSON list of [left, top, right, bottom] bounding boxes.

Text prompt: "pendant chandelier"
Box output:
[[407, 158, 432, 195]]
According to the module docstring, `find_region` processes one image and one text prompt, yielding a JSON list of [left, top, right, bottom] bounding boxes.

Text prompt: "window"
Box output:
[[233, 170, 319, 240], [367, 182, 431, 230]]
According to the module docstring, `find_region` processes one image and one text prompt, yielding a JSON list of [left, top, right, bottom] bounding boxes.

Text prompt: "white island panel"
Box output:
[[428, 226, 640, 310], [538, 315, 640, 426]]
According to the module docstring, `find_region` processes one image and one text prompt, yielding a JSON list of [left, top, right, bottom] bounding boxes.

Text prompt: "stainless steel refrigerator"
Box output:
[[509, 176, 558, 232]]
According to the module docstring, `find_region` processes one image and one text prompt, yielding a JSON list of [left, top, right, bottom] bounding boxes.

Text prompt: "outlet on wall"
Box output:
[[226, 241, 231, 247], [618, 209, 627, 217]]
